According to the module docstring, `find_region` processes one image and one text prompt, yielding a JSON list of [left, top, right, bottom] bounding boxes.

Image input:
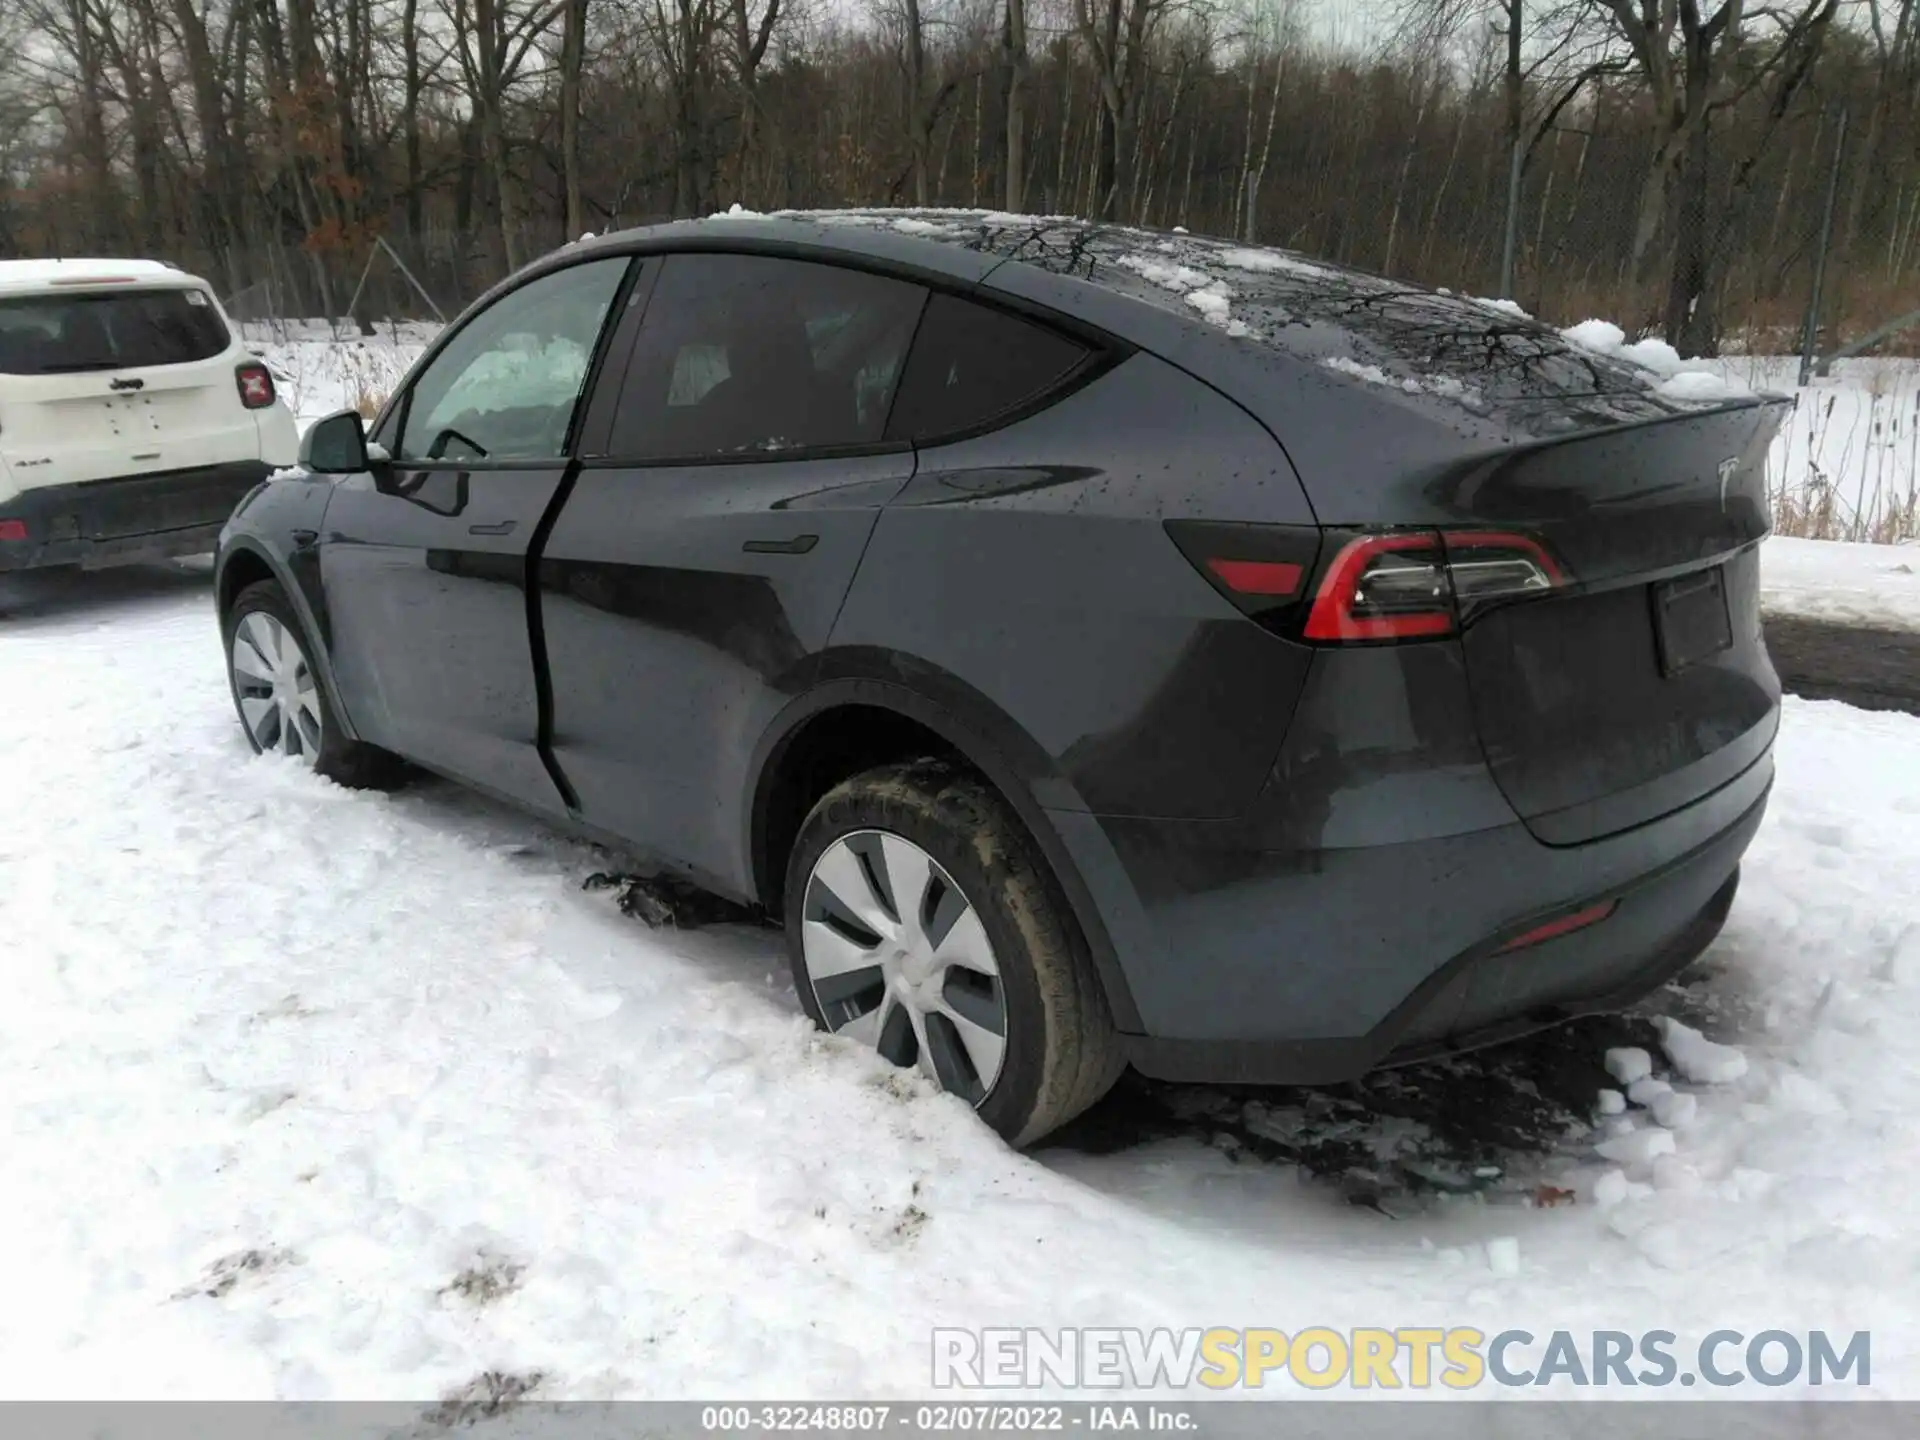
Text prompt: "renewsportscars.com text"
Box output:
[[931, 1327, 1871, 1391]]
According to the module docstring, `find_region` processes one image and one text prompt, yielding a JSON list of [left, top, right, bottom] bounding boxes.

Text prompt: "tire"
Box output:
[[784, 758, 1123, 1146], [222, 579, 407, 789]]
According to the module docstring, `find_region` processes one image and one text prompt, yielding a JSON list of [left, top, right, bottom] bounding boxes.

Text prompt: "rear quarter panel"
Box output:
[[825, 350, 1315, 822]]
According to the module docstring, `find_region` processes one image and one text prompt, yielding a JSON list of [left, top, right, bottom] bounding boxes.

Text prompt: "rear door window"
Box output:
[[885, 293, 1090, 442], [606, 254, 927, 461], [0, 288, 229, 374]]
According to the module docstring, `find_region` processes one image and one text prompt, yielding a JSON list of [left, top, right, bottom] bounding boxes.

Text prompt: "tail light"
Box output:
[[0, 519, 26, 541], [235, 362, 276, 410], [1303, 529, 1567, 643], [1167, 523, 1566, 644]]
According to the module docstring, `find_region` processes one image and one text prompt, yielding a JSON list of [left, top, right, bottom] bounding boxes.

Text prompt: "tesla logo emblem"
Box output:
[[1717, 457, 1739, 511]]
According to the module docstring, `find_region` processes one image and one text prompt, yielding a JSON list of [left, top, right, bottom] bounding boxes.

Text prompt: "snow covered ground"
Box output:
[[1760, 535, 1920, 628], [3, 565, 1919, 1402]]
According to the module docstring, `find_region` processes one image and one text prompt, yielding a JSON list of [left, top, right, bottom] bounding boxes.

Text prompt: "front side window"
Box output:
[[607, 254, 926, 461], [0, 287, 229, 375], [399, 257, 628, 463]]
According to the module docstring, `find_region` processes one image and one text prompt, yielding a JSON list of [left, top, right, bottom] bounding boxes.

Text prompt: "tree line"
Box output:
[[0, 0, 1915, 356]]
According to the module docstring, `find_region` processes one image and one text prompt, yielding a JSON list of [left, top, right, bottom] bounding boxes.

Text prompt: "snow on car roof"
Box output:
[[765, 209, 1699, 421], [0, 257, 194, 295]]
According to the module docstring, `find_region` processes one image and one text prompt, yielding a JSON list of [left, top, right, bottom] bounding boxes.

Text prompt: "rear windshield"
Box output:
[[0, 287, 229, 375]]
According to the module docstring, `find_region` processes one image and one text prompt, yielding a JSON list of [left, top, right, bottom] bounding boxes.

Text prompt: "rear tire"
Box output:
[[222, 579, 407, 790], [784, 758, 1123, 1146]]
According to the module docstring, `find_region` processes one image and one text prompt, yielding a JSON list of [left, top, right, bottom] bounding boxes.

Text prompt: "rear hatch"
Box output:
[[1442, 400, 1786, 844], [973, 221, 1788, 846], [0, 283, 261, 502]]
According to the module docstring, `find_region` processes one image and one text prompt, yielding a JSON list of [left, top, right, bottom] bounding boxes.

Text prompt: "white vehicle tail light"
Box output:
[[235, 362, 276, 410]]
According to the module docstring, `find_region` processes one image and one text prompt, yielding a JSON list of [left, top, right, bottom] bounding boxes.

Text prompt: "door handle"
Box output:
[[742, 534, 818, 555], [468, 520, 516, 536]]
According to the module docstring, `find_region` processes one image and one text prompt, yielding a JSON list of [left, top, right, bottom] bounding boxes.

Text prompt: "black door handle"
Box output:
[[742, 534, 818, 555], [468, 520, 516, 536]]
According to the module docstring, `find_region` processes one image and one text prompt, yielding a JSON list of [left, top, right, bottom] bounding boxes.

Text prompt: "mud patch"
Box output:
[[1048, 1009, 1664, 1208], [421, 1370, 546, 1427], [441, 1252, 526, 1306], [174, 1245, 299, 1300]]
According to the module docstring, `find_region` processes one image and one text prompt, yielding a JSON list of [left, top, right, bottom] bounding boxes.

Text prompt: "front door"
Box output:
[[320, 255, 631, 812]]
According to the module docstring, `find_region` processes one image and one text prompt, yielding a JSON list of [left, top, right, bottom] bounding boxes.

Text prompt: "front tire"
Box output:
[[222, 579, 405, 789], [784, 759, 1123, 1146]]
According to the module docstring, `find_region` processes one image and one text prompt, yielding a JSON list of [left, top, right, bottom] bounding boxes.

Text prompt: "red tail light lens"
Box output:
[[0, 519, 27, 541], [1304, 534, 1454, 641], [235, 362, 276, 410], [1305, 529, 1568, 644]]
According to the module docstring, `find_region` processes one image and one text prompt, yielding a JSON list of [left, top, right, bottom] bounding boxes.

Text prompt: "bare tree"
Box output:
[[1586, 0, 1843, 353]]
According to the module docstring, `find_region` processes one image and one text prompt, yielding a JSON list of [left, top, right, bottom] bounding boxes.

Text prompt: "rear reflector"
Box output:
[[1206, 558, 1303, 596], [1497, 899, 1618, 953], [0, 519, 26, 541], [235, 362, 276, 409], [1163, 520, 1323, 632]]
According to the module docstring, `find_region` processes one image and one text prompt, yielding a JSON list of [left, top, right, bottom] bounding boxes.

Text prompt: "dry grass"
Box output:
[[1770, 383, 1920, 544], [352, 380, 389, 420]]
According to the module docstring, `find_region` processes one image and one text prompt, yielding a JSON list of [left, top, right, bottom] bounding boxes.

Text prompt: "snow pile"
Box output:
[[1560, 318, 1755, 404], [1321, 355, 1485, 408], [1109, 253, 1245, 335], [1653, 370, 1750, 402], [1211, 247, 1332, 280], [1656, 1018, 1749, 1085], [1604, 1046, 1653, 1085], [1469, 295, 1531, 320]]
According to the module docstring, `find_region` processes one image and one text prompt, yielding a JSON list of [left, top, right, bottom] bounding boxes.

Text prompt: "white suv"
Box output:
[[0, 258, 298, 572]]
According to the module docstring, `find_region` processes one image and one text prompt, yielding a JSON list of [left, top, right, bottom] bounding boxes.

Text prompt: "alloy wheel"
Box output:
[[229, 610, 324, 766], [800, 829, 1009, 1103]]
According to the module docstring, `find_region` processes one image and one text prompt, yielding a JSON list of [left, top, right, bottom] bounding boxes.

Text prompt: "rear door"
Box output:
[[320, 255, 632, 813], [0, 283, 257, 490], [538, 252, 926, 891]]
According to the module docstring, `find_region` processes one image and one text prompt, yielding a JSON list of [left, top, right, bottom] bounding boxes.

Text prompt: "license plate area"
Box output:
[[1652, 566, 1732, 676]]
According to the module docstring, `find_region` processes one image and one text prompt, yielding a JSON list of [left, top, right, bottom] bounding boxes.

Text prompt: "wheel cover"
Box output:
[[801, 829, 1009, 1103], [229, 611, 324, 768]]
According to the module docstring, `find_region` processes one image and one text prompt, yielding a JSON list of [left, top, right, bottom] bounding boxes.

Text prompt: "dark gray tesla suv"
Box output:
[[214, 212, 1785, 1145]]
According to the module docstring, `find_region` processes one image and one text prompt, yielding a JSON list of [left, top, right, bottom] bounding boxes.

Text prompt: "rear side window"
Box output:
[[607, 254, 927, 461], [885, 293, 1090, 442], [0, 288, 229, 374]]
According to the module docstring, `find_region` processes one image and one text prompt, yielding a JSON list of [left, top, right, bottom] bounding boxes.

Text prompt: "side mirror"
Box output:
[[298, 409, 373, 474]]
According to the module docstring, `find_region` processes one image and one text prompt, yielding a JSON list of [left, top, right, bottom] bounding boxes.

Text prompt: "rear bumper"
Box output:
[[1048, 742, 1772, 1086], [0, 461, 271, 571]]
